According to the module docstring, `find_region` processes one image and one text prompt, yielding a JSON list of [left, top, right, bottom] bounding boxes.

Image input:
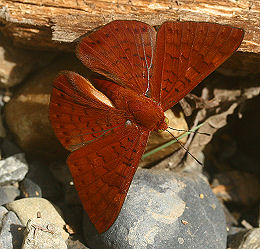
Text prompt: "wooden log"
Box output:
[[0, 0, 259, 53]]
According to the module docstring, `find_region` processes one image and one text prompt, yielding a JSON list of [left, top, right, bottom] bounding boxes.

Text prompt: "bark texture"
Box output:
[[0, 0, 259, 53]]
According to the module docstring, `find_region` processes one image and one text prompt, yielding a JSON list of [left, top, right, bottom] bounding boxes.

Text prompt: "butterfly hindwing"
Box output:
[[152, 22, 244, 111], [67, 125, 149, 233]]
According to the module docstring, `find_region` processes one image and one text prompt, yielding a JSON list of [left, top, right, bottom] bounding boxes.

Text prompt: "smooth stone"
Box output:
[[5, 197, 69, 240], [0, 153, 28, 185], [22, 217, 67, 249], [83, 169, 227, 249], [0, 210, 24, 249], [228, 228, 260, 249], [20, 178, 42, 198], [0, 185, 20, 205]]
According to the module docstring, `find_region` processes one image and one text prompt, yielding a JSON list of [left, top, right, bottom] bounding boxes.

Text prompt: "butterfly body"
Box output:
[[91, 78, 167, 131], [49, 20, 244, 233]]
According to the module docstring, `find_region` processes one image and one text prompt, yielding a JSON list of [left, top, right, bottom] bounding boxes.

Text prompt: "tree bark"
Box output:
[[0, 0, 259, 53]]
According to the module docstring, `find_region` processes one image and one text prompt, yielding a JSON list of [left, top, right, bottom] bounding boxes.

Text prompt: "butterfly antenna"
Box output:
[[166, 129, 203, 165], [168, 127, 210, 136]]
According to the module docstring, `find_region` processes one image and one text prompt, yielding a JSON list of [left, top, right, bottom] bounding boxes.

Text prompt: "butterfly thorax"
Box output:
[[94, 80, 168, 132], [126, 94, 168, 132]]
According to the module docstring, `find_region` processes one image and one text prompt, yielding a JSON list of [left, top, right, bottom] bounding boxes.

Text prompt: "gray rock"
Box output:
[[83, 169, 227, 249], [66, 239, 89, 249], [0, 185, 20, 205], [228, 228, 260, 249], [5, 197, 69, 240], [22, 217, 67, 249], [0, 153, 28, 185], [0, 205, 8, 221], [20, 178, 42, 198], [0, 210, 24, 249]]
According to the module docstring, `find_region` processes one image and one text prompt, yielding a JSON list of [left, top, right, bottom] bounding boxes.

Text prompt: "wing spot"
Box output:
[[128, 137, 134, 143]]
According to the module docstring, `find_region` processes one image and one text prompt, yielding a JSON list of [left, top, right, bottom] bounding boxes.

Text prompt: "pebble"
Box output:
[[20, 178, 42, 198], [0, 153, 28, 185], [5, 197, 69, 240], [83, 169, 227, 249], [66, 239, 90, 249], [0, 210, 24, 249], [22, 217, 67, 249], [0, 184, 20, 205]]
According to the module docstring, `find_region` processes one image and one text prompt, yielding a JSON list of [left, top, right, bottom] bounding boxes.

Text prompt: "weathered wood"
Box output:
[[0, 0, 259, 53]]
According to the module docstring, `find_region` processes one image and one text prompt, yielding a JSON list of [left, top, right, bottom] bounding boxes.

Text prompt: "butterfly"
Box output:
[[49, 20, 244, 233]]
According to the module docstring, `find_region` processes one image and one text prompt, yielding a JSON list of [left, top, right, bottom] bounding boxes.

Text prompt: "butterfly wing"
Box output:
[[77, 20, 157, 98], [49, 71, 127, 151], [68, 125, 149, 233], [49, 71, 150, 233], [152, 22, 244, 111]]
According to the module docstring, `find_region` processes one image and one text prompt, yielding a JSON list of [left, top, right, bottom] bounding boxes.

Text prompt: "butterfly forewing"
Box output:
[[152, 22, 244, 111], [77, 20, 157, 96], [49, 71, 127, 151]]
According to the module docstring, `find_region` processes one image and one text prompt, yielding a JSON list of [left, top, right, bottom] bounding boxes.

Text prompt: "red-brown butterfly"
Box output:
[[49, 20, 244, 233]]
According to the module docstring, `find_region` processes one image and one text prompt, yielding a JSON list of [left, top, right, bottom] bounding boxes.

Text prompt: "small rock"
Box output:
[[66, 239, 89, 249], [83, 169, 227, 249], [20, 178, 42, 198], [5, 197, 69, 240], [228, 228, 260, 249], [0, 153, 28, 185], [0, 184, 20, 205], [0, 205, 8, 221], [22, 217, 67, 249], [0, 210, 24, 249]]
